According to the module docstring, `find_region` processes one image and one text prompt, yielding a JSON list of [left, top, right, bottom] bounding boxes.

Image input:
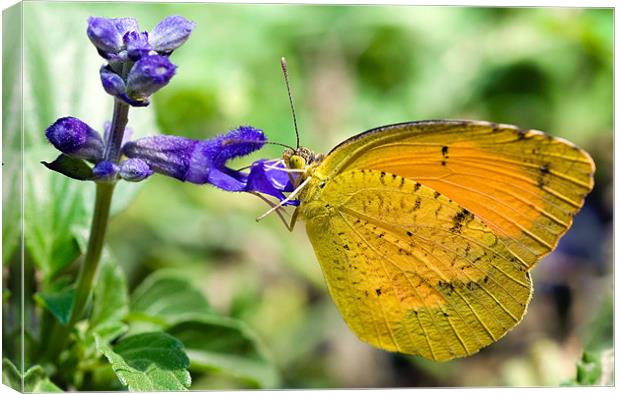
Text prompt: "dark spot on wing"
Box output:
[[375, 288, 382, 296], [537, 162, 551, 187], [450, 208, 474, 233]]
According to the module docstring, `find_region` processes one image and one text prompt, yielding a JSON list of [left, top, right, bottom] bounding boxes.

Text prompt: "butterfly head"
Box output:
[[283, 147, 324, 171]]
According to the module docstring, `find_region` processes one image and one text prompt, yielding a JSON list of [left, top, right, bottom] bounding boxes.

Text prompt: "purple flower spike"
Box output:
[[93, 160, 119, 181], [87, 17, 124, 54], [124, 31, 151, 60], [119, 158, 153, 182], [126, 55, 177, 100], [45, 117, 104, 162], [122, 135, 199, 181], [149, 15, 195, 54]]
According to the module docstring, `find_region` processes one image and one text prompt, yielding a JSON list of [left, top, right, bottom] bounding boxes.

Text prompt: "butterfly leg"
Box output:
[[250, 192, 292, 229], [256, 176, 312, 222]]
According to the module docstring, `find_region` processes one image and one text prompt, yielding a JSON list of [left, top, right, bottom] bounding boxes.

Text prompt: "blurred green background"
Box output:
[[10, 2, 614, 389]]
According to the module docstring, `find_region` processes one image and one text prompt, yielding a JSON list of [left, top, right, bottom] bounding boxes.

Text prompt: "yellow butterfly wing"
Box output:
[[298, 120, 594, 360], [300, 170, 531, 360], [312, 120, 595, 269]]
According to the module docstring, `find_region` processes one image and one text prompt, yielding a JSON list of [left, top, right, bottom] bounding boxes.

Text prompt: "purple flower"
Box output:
[[149, 16, 196, 54], [124, 31, 151, 61], [88, 15, 193, 105], [245, 160, 298, 205], [45, 117, 104, 162], [123, 126, 266, 190], [126, 55, 176, 101], [92, 160, 119, 181], [122, 126, 298, 204], [86, 15, 194, 60], [119, 158, 153, 182]]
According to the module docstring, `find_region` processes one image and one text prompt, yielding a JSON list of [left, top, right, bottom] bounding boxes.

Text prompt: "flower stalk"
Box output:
[[43, 100, 129, 362]]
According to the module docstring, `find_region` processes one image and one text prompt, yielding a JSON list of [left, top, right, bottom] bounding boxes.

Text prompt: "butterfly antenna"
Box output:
[[221, 138, 295, 150], [281, 57, 300, 149]]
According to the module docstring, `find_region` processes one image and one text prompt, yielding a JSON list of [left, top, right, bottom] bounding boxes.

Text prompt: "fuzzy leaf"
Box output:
[[97, 332, 191, 391], [130, 271, 211, 324], [2, 358, 21, 391], [34, 284, 75, 325], [2, 359, 62, 392], [23, 365, 63, 392]]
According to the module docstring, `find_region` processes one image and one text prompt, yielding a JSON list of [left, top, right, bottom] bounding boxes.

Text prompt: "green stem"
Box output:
[[43, 99, 130, 363]]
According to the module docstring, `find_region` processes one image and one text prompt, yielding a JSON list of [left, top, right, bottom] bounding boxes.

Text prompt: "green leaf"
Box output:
[[2, 359, 62, 392], [90, 258, 129, 328], [166, 315, 280, 388], [576, 352, 603, 385], [97, 332, 192, 391], [130, 271, 211, 324], [21, 3, 159, 280], [23, 366, 63, 392], [34, 284, 75, 325], [41, 154, 94, 181], [2, 358, 21, 391]]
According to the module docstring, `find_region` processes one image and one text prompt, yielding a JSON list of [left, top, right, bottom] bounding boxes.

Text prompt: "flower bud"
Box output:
[[100, 65, 150, 107], [87, 17, 123, 54], [149, 15, 195, 54], [126, 55, 177, 100], [119, 158, 153, 182], [124, 31, 151, 60], [45, 117, 104, 162], [100, 65, 126, 97], [92, 160, 119, 181]]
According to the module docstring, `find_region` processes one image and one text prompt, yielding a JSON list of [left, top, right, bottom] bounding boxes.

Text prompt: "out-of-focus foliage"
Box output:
[[9, 2, 612, 389]]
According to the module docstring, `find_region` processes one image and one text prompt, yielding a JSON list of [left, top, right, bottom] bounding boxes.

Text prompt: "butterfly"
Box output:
[[257, 60, 595, 361]]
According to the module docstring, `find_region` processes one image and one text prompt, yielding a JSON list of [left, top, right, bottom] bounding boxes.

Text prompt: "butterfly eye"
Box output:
[[289, 155, 306, 170]]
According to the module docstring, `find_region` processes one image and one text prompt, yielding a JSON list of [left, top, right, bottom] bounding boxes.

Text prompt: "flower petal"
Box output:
[[184, 126, 266, 185], [149, 15, 195, 53], [245, 160, 299, 205], [122, 135, 198, 181], [87, 17, 123, 54], [112, 17, 139, 37], [124, 31, 151, 60]]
